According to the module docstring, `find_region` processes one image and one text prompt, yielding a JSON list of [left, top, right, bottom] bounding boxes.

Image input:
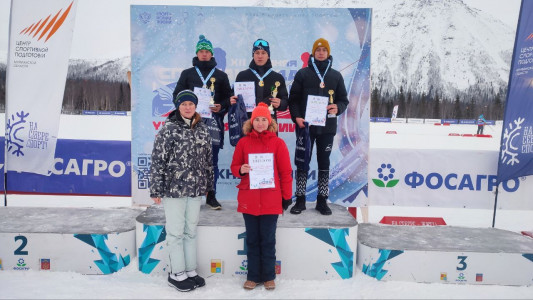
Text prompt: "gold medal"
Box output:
[[320, 82, 325, 88], [259, 80, 264, 87]]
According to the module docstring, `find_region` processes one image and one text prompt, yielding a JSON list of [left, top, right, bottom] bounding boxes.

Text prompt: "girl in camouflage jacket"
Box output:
[[150, 90, 214, 292]]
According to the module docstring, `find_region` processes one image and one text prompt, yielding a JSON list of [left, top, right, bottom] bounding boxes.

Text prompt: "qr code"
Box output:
[[137, 156, 151, 189]]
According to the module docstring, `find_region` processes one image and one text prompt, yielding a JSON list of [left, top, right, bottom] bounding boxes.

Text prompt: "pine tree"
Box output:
[[454, 95, 462, 120], [433, 92, 441, 119], [371, 87, 380, 117], [398, 85, 405, 118]]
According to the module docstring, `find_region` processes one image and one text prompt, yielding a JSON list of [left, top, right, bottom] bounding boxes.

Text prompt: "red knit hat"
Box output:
[[251, 103, 272, 124]]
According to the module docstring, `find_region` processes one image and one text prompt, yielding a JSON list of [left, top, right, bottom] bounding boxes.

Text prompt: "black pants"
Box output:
[[242, 213, 278, 283], [477, 125, 484, 135], [309, 132, 335, 170], [295, 132, 334, 197]]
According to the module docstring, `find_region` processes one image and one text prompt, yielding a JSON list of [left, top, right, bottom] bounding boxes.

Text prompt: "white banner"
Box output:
[[369, 148, 533, 209], [5, 0, 77, 175], [391, 105, 398, 119]]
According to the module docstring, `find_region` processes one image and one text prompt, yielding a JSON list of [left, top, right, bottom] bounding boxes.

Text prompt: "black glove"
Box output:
[[282, 198, 292, 211]]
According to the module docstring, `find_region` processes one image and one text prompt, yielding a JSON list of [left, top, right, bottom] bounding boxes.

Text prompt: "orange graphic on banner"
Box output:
[[18, 1, 74, 43]]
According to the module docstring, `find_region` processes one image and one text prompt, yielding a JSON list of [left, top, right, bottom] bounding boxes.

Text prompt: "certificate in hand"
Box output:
[[193, 87, 213, 119], [234, 81, 256, 112], [248, 153, 275, 189], [304, 95, 328, 126]]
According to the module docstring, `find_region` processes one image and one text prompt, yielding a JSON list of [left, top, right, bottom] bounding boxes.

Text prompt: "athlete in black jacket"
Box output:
[[172, 35, 232, 210], [288, 38, 349, 216], [230, 39, 288, 123]]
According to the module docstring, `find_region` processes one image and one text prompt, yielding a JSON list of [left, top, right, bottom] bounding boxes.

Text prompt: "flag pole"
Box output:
[[492, 186, 499, 228]]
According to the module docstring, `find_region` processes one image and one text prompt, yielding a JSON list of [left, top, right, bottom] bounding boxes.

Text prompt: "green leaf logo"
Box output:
[[372, 179, 385, 187], [386, 179, 399, 187]]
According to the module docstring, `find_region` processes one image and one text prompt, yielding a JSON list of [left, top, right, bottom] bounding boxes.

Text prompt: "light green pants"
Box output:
[[162, 196, 202, 274]]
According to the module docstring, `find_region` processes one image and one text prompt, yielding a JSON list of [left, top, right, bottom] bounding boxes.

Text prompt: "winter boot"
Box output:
[[189, 275, 205, 288], [290, 195, 306, 214], [206, 190, 222, 210], [168, 273, 197, 292], [315, 194, 332, 215]]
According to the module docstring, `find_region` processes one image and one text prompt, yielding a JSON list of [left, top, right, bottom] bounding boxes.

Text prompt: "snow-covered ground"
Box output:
[[2, 260, 533, 299]]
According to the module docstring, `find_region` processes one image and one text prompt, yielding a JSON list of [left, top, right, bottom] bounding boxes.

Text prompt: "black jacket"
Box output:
[[234, 59, 289, 121], [173, 57, 232, 148], [288, 55, 349, 135]]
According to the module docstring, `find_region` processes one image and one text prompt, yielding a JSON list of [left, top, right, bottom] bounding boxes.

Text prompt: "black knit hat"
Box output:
[[252, 38, 270, 57], [173, 90, 198, 108]]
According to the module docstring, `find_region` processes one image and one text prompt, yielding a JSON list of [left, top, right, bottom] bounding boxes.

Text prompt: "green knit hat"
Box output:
[[196, 34, 213, 55]]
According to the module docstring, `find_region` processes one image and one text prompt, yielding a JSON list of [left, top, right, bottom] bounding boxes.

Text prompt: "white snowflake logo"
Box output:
[[501, 117, 525, 166]]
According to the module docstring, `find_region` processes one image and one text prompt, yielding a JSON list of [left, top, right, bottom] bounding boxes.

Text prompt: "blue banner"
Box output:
[[442, 119, 458, 124], [497, 0, 533, 183], [130, 6, 371, 206], [375, 117, 391, 123], [7, 139, 131, 196]]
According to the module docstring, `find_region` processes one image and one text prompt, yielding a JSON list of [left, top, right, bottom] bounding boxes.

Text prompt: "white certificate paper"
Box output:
[[249, 153, 275, 189], [193, 87, 212, 118], [234, 81, 256, 112], [304, 95, 328, 126]]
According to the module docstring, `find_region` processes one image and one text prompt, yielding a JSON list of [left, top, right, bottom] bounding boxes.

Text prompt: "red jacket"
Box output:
[[231, 129, 293, 216]]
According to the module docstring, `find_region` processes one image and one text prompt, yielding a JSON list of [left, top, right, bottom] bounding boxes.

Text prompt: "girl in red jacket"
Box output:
[[231, 103, 293, 290]]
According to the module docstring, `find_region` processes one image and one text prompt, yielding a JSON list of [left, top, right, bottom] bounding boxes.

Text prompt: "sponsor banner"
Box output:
[[442, 119, 458, 124], [460, 119, 476, 125], [375, 117, 391, 123], [379, 216, 446, 226], [391, 118, 406, 123], [7, 139, 131, 196], [369, 148, 533, 209], [425, 119, 441, 124], [407, 118, 424, 124], [83, 110, 128, 116], [5, 0, 77, 175], [130, 6, 370, 206], [485, 120, 495, 125], [391, 105, 398, 119], [497, 0, 533, 183], [370, 117, 376, 122]]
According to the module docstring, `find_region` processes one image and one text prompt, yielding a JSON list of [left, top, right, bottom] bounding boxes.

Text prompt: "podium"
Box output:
[[136, 202, 358, 280], [357, 223, 533, 285], [0, 207, 141, 274]]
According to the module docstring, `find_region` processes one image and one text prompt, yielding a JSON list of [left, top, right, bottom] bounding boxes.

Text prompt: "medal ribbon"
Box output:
[[249, 68, 273, 84], [195, 67, 216, 87], [311, 57, 331, 88]]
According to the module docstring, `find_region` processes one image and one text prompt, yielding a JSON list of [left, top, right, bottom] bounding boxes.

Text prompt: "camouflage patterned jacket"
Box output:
[[150, 110, 214, 198]]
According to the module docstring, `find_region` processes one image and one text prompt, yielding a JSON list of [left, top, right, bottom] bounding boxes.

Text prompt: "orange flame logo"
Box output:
[[19, 1, 74, 43], [526, 32, 533, 41]]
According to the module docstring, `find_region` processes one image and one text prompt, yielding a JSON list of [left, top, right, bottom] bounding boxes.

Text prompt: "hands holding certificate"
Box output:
[[240, 163, 251, 174]]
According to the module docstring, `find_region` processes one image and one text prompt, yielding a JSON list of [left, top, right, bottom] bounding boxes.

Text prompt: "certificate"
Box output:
[[304, 95, 328, 126], [248, 153, 275, 189], [234, 81, 256, 112], [193, 87, 212, 118]]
